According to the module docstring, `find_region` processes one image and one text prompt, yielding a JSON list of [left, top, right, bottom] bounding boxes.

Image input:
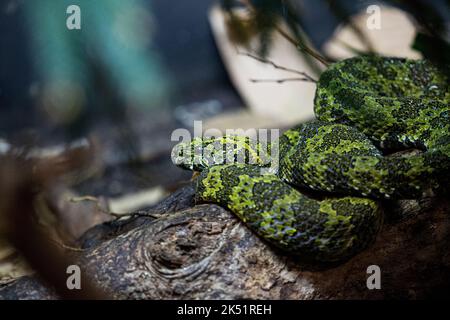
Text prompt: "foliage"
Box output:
[[221, 0, 450, 74]]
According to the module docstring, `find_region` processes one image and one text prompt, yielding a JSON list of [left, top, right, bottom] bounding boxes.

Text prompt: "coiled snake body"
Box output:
[[173, 55, 450, 262]]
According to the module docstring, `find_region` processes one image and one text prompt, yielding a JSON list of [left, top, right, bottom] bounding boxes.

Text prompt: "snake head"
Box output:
[[171, 135, 272, 172], [171, 137, 210, 171]]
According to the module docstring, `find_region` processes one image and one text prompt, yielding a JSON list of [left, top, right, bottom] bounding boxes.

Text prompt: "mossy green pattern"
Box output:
[[174, 55, 449, 262]]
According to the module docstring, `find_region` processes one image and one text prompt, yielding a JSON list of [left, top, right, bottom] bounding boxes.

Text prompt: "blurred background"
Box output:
[[0, 0, 449, 283], [0, 0, 447, 196], [0, 0, 243, 196], [1, 0, 450, 210]]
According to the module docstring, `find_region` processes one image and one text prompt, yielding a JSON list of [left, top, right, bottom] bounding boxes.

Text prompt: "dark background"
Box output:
[[0, 0, 449, 136]]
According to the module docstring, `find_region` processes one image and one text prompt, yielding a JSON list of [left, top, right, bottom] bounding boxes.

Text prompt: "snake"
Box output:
[[172, 55, 450, 262]]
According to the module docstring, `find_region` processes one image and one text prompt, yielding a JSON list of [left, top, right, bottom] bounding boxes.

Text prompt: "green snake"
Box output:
[[172, 55, 450, 262]]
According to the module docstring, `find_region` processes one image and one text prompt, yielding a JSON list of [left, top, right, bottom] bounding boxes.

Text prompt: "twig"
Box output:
[[48, 237, 86, 252], [108, 210, 162, 220], [239, 51, 317, 83], [274, 25, 330, 67], [70, 195, 161, 220], [239, 0, 330, 67], [249, 77, 314, 83]]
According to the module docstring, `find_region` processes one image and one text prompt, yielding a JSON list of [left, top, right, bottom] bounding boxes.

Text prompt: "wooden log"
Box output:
[[1, 184, 449, 299]]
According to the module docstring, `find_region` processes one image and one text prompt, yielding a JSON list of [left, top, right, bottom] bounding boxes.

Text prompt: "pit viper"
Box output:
[[172, 55, 450, 262]]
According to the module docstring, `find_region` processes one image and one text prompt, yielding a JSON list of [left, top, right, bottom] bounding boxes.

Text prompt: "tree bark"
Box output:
[[1, 184, 449, 299]]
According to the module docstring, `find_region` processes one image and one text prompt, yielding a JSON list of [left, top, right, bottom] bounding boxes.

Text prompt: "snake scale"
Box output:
[[172, 55, 450, 262]]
